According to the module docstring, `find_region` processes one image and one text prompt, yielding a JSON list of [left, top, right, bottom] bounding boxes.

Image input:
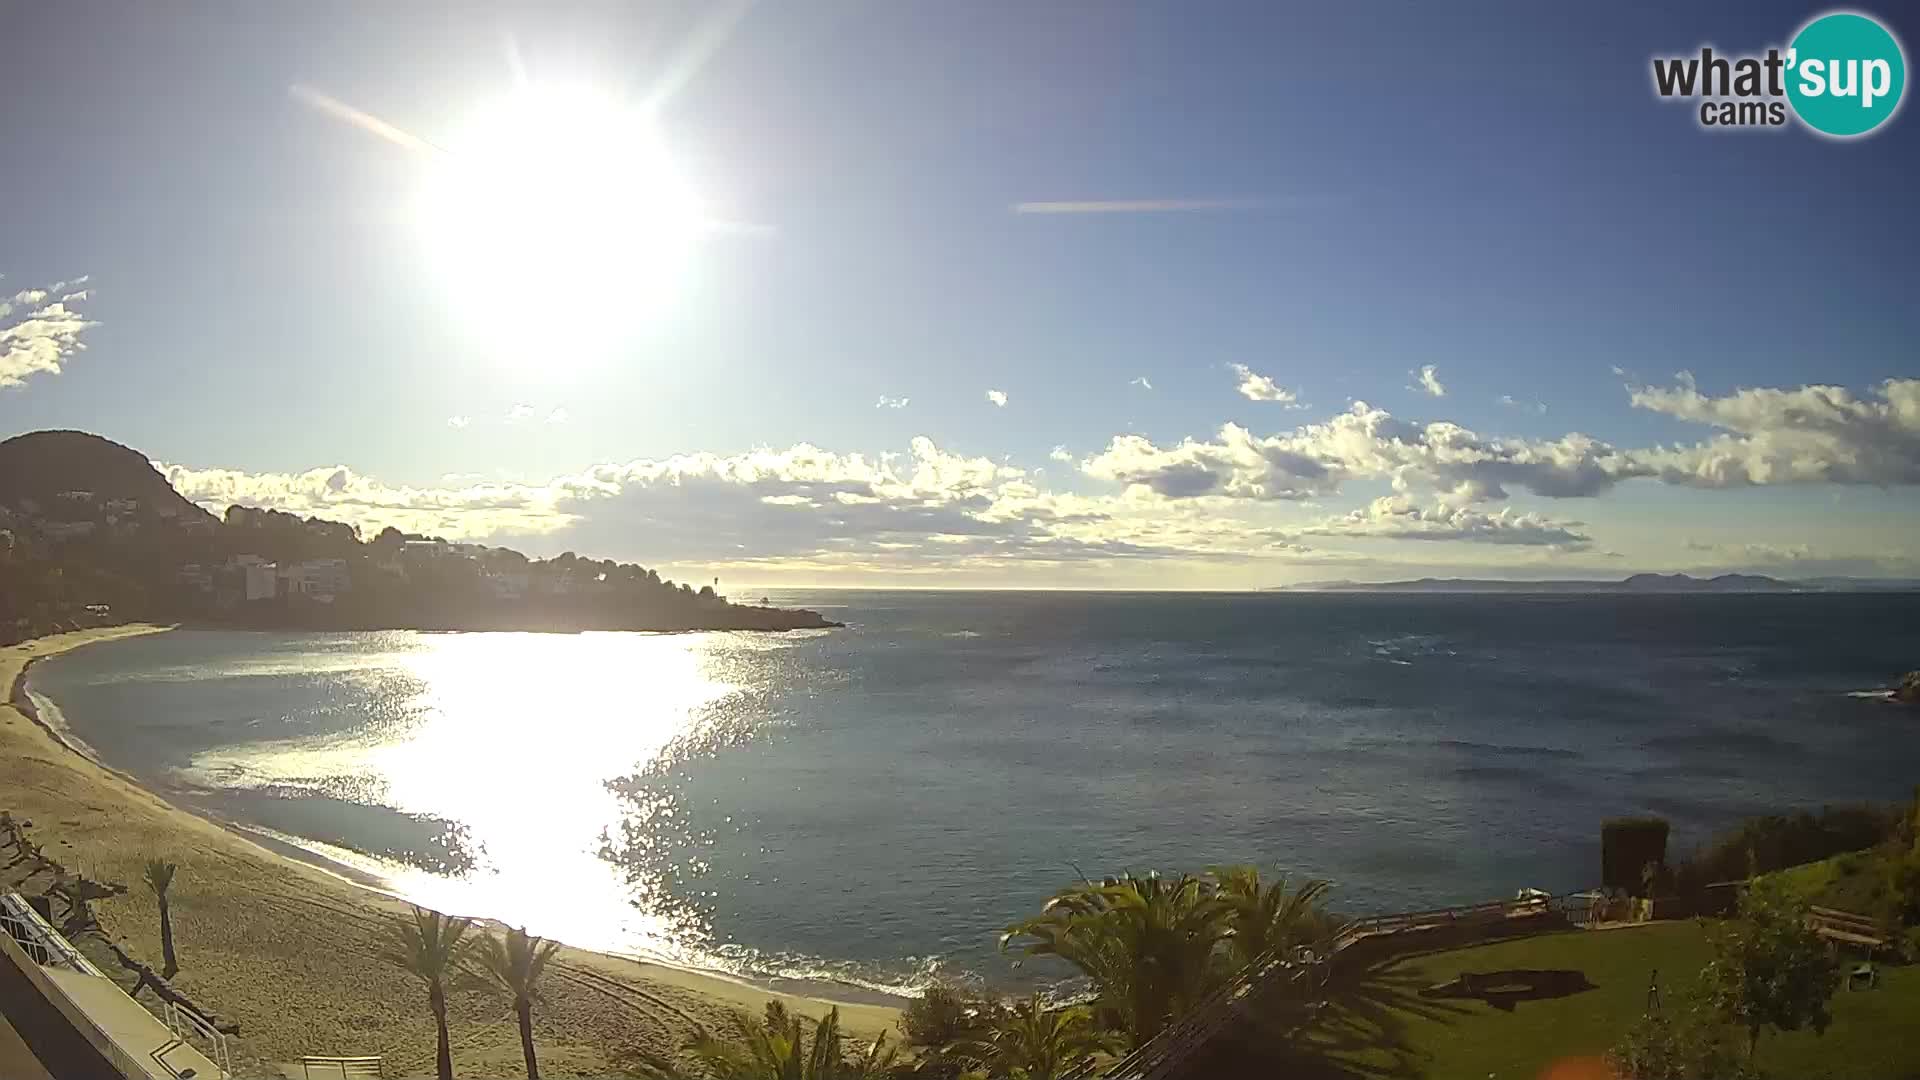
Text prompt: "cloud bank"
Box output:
[[150, 375, 1920, 581]]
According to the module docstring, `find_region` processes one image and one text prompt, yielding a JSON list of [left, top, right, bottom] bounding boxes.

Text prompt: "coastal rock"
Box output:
[[1898, 670, 1920, 704]]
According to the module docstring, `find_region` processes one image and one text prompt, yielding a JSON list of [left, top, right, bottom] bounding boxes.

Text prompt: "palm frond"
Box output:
[[142, 858, 176, 897]]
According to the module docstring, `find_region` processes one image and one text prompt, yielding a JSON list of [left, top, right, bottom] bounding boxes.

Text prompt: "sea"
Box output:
[[25, 591, 1920, 1000]]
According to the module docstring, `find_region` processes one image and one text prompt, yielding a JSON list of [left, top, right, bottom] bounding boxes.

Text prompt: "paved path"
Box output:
[[0, 1012, 57, 1080], [43, 966, 221, 1079]]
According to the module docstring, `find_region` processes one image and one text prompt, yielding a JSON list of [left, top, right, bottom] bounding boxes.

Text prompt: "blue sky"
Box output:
[[3, 1, 1917, 585]]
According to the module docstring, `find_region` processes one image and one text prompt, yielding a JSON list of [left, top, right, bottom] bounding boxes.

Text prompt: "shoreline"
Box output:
[[2, 626, 900, 1074]]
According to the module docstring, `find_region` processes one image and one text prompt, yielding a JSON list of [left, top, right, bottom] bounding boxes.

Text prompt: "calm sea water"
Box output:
[[29, 592, 1920, 998]]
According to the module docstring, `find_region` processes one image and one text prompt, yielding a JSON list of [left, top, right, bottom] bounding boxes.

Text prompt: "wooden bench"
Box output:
[[1807, 906, 1889, 953], [300, 1055, 383, 1079]]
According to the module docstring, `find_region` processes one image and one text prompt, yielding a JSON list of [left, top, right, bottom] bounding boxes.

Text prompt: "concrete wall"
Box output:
[[0, 930, 131, 1078]]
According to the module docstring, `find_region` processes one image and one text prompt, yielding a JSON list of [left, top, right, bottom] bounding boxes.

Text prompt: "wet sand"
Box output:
[[1, 626, 898, 1078]]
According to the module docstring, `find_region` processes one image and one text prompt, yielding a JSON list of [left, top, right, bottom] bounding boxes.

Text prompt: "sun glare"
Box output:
[[417, 86, 705, 349]]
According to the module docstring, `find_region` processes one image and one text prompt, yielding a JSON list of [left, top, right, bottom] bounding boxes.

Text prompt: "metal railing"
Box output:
[[1, 891, 104, 975], [299, 1055, 384, 1078], [162, 998, 234, 1077], [0, 909, 160, 1080]]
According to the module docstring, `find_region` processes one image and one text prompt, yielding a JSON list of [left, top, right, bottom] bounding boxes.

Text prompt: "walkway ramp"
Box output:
[[1, 891, 225, 1079]]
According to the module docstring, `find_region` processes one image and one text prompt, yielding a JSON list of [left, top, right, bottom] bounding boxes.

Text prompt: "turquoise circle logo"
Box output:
[[1786, 11, 1907, 137]]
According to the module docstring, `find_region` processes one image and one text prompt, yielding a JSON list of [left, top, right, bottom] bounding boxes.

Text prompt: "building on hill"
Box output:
[[40, 520, 97, 541], [488, 571, 530, 601], [230, 555, 278, 601], [403, 538, 450, 559], [280, 558, 351, 601]]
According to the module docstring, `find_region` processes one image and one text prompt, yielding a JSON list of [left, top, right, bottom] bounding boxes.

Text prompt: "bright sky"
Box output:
[[3, 2, 1917, 587]]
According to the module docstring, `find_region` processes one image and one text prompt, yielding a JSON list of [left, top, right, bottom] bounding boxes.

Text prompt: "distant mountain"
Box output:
[[1283, 573, 1807, 593], [0, 430, 214, 524]]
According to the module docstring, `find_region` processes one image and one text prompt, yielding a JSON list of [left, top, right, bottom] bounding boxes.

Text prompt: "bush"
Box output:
[[1607, 1007, 1765, 1080], [899, 982, 1010, 1077], [1671, 805, 1907, 896], [901, 983, 1000, 1049], [1885, 845, 1920, 926], [1604, 818, 1672, 895]]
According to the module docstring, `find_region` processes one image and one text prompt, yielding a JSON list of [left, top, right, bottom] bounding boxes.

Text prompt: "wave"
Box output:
[[21, 689, 105, 764], [1366, 633, 1457, 665], [1846, 689, 1896, 701]]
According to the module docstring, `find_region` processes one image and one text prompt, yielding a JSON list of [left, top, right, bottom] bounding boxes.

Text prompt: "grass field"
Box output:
[[1292, 922, 1920, 1080]]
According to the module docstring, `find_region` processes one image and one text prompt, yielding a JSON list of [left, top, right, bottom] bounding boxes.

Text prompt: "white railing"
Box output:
[[0, 910, 159, 1080], [300, 1055, 384, 1078], [162, 998, 234, 1077], [0, 891, 104, 975]]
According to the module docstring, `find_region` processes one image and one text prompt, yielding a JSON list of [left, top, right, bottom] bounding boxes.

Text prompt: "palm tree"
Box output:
[[687, 1004, 897, 1079], [382, 904, 476, 1080], [471, 926, 560, 1079], [1208, 865, 1334, 972], [1001, 872, 1233, 1047], [142, 859, 179, 978], [951, 995, 1122, 1080]]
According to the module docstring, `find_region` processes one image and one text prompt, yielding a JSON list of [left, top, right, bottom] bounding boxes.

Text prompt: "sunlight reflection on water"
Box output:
[[179, 631, 757, 968]]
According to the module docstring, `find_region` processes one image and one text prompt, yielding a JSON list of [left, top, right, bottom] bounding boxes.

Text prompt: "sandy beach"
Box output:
[[1, 626, 899, 1078]]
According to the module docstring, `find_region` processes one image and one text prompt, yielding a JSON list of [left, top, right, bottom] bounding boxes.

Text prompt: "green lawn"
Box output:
[[1292, 922, 1920, 1080]]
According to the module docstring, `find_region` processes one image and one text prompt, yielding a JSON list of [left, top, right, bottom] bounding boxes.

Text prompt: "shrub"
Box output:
[[1607, 1007, 1765, 1080], [1670, 805, 1907, 896], [900, 983, 1001, 1050], [1604, 818, 1671, 896]]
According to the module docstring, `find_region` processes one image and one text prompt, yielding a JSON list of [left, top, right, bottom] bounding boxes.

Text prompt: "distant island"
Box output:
[[1281, 573, 1920, 594], [0, 430, 837, 643]]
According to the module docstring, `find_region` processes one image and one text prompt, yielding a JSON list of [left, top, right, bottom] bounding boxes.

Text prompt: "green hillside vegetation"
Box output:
[[0, 430, 834, 640]]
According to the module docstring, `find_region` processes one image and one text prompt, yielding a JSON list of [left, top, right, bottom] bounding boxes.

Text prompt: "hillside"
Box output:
[[0, 430, 215, 524], [0, 429, 835, 638]]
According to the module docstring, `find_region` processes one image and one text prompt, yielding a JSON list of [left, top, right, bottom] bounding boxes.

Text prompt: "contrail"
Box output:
[[1013, 198, 1264, 214], [289, 83, 444, 155]]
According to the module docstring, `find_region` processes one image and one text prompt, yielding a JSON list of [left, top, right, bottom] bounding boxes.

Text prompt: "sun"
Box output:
[[416, 86, 705, 348]]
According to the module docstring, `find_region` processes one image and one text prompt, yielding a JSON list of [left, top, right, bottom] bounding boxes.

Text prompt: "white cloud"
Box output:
[[1623, 376, 1920, 488], [1412, 364, 1446, 397], [1684, 539, 1813, 564], [446, 416, 472, 430], [1499, 395, 1548, 415], [142, 373, 1920, 583], [875, 395, 910, 409], [1083, 402, 1635, 504], [1295, 496, 1589, 548], [1, 279, 98, 389], [506, 403, 537, 423], [156, 439, 1242, 574], [158, 462, 572, 540], [1229, 363, 1296, 403], [986, 389, 1008, 407], [546, 407, 570, 425], [1130, 376, 1153, 390]]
